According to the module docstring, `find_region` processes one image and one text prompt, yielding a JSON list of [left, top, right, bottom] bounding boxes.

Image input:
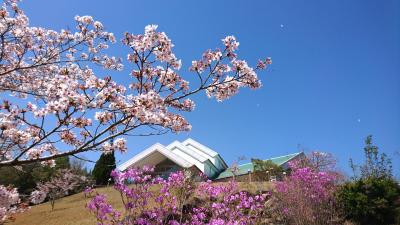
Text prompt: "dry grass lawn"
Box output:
[[11, 182, 273, 225]]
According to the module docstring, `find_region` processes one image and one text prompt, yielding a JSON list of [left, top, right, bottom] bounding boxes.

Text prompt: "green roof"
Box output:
[[214, 152, 303, 180]]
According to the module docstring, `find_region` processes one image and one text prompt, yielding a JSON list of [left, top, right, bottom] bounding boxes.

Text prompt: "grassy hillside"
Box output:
[[12, 182, 272, 225], [12, 186, 118, 225]]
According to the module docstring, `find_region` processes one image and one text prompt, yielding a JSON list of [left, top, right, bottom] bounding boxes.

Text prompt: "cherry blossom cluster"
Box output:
[[188, 36, 271, 102], [101, 138, 127, 154], [0, 0, 125, 167], [0, 185, 25, 223], [86, 166, 269, 225]]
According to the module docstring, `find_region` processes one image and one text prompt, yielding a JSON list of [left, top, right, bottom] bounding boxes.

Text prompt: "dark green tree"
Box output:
[[92, 152, 116, 185], [337, 177, 400, 225], [337, 135, 400, 225]]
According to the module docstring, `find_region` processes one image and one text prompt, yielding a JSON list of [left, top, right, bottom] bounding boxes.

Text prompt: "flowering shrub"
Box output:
[[86, 166, 269, 224], [271, 161, 341, 225], [194, 181, 267, 224]]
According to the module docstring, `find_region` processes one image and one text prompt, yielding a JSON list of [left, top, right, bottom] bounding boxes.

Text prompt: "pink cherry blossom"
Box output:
[[0, 185, 25, 223]]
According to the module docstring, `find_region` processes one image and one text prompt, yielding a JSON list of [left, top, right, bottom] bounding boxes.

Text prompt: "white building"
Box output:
[[117, 138, 228, 179], [118, 138, 304, 180]]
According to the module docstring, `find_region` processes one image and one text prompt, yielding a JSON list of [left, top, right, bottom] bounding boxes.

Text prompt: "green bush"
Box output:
[[338, 135, 400, 225], [337, 177, 400, 225]]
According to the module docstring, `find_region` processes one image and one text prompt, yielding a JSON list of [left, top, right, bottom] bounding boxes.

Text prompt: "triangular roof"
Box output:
[[117, 143, 193, 171], [166, 140, 219, 176], [182, 138, 228, 170], [167, 141, 210, 163]]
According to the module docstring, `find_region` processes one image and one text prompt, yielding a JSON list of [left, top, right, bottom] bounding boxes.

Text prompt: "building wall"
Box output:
[[215, 172, 286, 182], [215, 173, 253, 182], [128, 159, 203, 181], [153, 158, 184, 179]]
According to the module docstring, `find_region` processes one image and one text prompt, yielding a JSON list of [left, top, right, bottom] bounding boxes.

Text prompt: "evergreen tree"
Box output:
[[92, 152, 116, 185]]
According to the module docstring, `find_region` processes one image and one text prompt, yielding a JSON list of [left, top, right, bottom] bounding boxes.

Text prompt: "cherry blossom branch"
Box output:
[[0, 2, 271, 169]]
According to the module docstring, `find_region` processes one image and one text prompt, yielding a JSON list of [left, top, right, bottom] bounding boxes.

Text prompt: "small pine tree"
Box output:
[[92, 152, 116, 185]]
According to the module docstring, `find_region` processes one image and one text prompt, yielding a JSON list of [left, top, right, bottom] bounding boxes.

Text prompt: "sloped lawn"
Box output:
[[12, 182, 272, 225]]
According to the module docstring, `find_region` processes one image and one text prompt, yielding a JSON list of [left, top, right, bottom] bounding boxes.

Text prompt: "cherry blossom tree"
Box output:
[[30, 169, 89, 210], [288, 151, 337, 173], [307, 151, 336, 172], [0, 0, 271, 220]]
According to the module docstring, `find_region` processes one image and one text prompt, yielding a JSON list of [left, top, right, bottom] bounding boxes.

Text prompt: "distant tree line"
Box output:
[[0, 156, 91, 199]]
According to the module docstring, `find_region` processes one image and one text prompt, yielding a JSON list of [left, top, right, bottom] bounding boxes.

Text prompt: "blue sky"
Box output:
[[21, 0, 400, 177]]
